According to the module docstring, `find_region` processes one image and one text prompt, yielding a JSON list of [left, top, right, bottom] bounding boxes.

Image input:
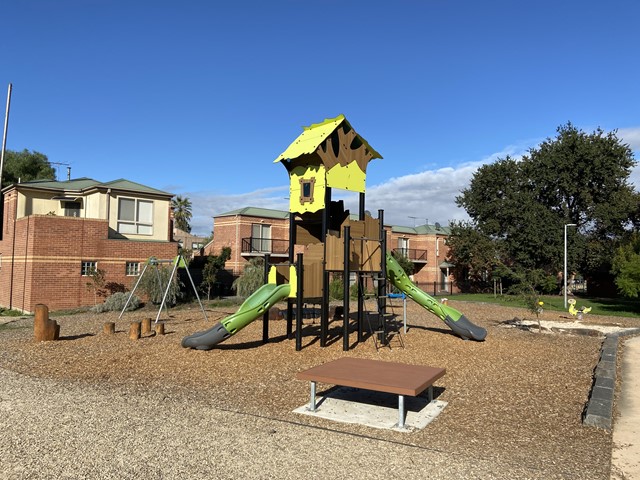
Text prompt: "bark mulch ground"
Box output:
[[2, 299, 635, 478]]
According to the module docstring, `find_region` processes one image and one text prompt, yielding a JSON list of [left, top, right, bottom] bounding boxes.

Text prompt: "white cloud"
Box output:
[[187, 185, 289, 235], [617, 127, 640, 191], [618, 127, 640, 151]]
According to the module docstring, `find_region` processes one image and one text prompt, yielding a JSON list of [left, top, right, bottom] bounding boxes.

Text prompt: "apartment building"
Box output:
[[208, 207, 456, 293]]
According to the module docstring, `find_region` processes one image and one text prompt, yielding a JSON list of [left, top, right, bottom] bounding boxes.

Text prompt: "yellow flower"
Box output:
[[538, 301, 544, 306]]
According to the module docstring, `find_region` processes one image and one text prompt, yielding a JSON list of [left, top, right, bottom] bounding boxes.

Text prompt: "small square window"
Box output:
[[81, 261, 97, 276], [299, 177, 316, 204], [126, 262, 140, 276]]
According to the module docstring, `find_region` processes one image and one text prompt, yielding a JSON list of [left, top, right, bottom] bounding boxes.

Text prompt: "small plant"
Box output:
[[85, 267, 106, 305], [93, 292, 140, 313], [329, 274, 344, 300], [521, 286, 543, 332]]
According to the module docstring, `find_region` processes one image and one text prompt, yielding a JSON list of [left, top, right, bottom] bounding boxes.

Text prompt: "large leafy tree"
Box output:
[[1, 149, 56, 186], [454, 123, 637, 290], [171, 195, 192, 233]]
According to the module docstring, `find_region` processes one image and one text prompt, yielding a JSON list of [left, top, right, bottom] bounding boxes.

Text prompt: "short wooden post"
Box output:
[[103, 322, 115, 335], [154, 322, 165, 336], [34, 304, 60, 341], [141, 317, 152, 335], [129, 321, 141, 340]]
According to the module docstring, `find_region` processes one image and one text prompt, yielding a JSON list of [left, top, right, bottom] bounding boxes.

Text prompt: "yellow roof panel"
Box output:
[[274, 114, 382, 163]]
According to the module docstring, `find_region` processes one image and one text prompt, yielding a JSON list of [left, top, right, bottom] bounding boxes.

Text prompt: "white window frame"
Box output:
[[81, 261, 98, 276], [126, 261, 141, 276], [117, 197, 154, 235]]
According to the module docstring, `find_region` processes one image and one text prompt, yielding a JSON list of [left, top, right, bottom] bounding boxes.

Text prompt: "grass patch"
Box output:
[[452, 293, 640, 318], [0, 307, 26, 317]]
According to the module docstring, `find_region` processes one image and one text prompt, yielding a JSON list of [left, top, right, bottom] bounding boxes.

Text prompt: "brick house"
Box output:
[[206, 207, 290, 275], [173, 227, 207, 257], [0, 178, 178, 313], [207, 207, 457, 294]]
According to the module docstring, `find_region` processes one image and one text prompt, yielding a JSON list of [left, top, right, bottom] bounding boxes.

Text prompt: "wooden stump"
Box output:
[[129, 321, 141, 340], [154, 322, 165, 336], [141, 317, 152, 335], [103, 322, 116, 335], [34, 304, 60, 342]]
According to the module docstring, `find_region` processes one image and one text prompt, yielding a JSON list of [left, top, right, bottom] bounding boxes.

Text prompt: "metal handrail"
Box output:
[[241, 237, 289, 255], [392, 248, 428, 262]]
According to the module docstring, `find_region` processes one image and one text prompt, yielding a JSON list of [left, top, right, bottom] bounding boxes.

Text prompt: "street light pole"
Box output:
[[564, 223, 577, 309]]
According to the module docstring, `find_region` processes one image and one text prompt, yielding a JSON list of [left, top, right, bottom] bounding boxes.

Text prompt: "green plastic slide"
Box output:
[[386, 253, 486, 341], [181, 283, 291, 350]]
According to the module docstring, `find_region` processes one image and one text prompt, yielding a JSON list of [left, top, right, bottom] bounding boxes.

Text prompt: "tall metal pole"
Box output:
[[0, 83, 12, 189], [564, 223, 577, 309]]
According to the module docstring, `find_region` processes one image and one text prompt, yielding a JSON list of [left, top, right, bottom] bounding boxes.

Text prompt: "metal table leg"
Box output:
[[309, 381, 317, 412], [398, 394, 405, 428]]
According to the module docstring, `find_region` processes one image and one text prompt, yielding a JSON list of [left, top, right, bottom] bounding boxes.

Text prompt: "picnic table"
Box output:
[[296, 357, 446, 428]]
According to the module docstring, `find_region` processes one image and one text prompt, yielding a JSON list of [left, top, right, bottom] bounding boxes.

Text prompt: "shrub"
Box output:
[[93, 292, 140, 313], [137, 264, 183, 305], [232, 257, 264, 298]]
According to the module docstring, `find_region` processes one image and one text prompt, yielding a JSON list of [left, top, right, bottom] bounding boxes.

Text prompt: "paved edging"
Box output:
[[583, 329, 640, 429]]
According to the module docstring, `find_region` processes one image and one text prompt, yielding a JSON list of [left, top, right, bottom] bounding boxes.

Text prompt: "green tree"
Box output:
[[456, 123, 637, 286], [201, 247, 231, 300], [2, 149, 56, 186], [612, 234, 640, 298], [171, 195, 193, 233]]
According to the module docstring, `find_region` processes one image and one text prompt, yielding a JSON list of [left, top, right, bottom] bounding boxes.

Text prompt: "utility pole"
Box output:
[[1, 83, 12, 189]]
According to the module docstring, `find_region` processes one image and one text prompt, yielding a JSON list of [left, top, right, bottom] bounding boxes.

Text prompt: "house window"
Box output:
[[117, 198, 153, 235], [81, 261, 98, 276], [126, 262, 140, 276], [192, 242, 203, 250], [398, 237, 409, 258], [299, 177, 315, 204], [64, 201, 82, 217], [251, 223, 271, 252]]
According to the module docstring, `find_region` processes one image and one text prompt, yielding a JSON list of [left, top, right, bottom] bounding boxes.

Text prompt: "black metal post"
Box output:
[[262, 254, 270, 344], [343, 225, 350, 351], [295, 253, 304, 351], [377, 209, 387, 339], [287, 209, 296, 339], [357, 192, 365, 342], [320, 186, 331, 348]]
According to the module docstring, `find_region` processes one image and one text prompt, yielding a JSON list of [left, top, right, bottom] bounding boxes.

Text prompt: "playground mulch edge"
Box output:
[[1, 300, 637, 478]]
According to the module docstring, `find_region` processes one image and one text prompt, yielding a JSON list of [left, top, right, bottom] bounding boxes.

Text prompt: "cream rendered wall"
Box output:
[[83, 191, 106, 219], [18, 191, 64, 217]]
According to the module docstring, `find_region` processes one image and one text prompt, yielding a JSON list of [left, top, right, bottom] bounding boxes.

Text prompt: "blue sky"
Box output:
[[2, 0, 639, 235]]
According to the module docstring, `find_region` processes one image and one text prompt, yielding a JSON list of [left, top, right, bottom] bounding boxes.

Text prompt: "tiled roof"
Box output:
[[215, 207, 291, 220], [5, 177, 172, 197]]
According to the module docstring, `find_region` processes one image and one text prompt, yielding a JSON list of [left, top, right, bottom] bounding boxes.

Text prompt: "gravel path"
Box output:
[[0, 368, 575, 480]]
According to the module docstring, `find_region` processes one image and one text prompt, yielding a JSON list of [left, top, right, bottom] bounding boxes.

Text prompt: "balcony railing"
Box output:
[[392, 248, 428, 263], [241, 237, 290, 256]]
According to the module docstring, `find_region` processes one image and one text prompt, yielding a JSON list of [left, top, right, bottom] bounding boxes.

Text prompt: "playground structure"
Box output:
[[182, 115, 487, 350]]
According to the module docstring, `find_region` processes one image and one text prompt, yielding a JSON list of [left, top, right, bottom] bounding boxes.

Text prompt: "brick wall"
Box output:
[[0, 210, 177, 313], [209, 215, 289, 275]]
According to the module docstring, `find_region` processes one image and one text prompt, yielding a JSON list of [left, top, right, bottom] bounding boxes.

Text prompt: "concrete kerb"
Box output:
[[583, 329, 640, 430]]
